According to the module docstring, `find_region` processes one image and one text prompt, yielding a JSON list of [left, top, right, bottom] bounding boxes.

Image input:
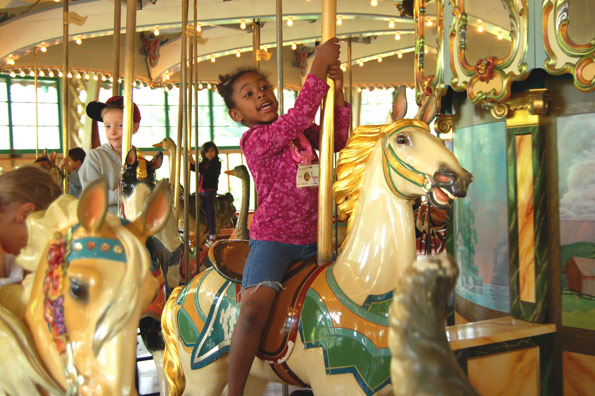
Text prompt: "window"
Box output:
[[359, 87, 419, 126]]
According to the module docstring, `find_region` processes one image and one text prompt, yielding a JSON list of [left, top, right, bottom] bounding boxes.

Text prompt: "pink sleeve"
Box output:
[[241, 74, 329, 159], [303, 102, 351, 152]]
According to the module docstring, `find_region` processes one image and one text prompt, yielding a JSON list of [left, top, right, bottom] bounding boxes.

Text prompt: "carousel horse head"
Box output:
[[335, 87, 473, 232], [0, 178, 171, 396], [33, 149, 62, 185]]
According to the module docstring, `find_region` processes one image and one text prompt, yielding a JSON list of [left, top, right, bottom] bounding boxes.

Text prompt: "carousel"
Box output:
[[0, 1, 594, 396]]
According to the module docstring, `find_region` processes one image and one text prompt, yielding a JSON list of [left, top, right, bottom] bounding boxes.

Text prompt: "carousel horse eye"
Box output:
[[69, 278, 89, 301], [396, 134, 409, 144]]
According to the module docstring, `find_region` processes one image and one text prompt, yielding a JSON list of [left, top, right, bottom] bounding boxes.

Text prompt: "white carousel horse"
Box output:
[[160, 88, 473, 396], [0, 178, 171, 396], [389, 255, 479, 396]]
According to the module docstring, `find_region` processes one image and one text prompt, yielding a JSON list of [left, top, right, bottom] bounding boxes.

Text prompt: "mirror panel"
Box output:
[[543, 0, 595, 92], [449, 0, 529, 107]]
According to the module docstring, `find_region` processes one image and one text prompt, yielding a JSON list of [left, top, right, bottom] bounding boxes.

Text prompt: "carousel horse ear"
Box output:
[[77, 178, 108, 232], [126, 147, 138, 166], [150, 151, 163, 170], [414, 95, 437, 125], [391, 85, 408, 121], [42, 148, 48, 158], [129, 180, 171, 240], [49, 150, 57, 163]]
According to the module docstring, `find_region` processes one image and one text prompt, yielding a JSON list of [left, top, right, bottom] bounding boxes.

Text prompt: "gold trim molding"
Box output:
[[493, 89, 549, 128]]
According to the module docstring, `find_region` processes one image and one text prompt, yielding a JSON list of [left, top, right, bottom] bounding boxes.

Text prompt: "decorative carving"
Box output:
[[543, 0, 595, 92], [449, 0, 530, 108], [415, 0, 446, 109], [434, 114, 453, 140], [490, 89, 549, 127]]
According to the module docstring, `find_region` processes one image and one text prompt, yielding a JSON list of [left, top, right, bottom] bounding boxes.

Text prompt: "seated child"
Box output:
[[80, 96, 142, 214], [59, 147, 86, 198], [0, 166, 62, 286]]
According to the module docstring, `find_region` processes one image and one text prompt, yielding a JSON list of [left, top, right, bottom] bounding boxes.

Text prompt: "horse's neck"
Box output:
[[333, 145, 417, 306]]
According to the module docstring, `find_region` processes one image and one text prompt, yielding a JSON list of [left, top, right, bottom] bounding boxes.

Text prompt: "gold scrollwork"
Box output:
[[497, 89, 549, 128], [434, 114, 453, 140], [415, 0, 446, 109], [449, 0, 530, 107], [543, 0, 595, 92]]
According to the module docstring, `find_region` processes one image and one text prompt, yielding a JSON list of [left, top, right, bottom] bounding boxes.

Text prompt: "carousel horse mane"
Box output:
[[0, 179, 169, 395], [389, 255, 479, 396], [333, 122, 398, 234]]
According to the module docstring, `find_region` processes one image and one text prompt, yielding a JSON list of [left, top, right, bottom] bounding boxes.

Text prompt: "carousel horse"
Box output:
[[161, 88, 473, 396], [0, 178, 171, 396], [389, 255, 479, 396], [121, 147, 184, 396]]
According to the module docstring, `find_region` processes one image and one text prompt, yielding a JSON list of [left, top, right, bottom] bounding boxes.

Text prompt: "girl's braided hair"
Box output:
[[216, 67, 269, 110]]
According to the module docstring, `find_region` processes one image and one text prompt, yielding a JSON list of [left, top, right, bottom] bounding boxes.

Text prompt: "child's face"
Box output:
[[103, 108, 139, 154], [205, 147, 217, 161], [229, 72, 278, 128]]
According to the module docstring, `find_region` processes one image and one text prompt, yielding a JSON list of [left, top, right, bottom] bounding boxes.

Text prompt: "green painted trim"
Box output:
[[4, 76, 13, 150]]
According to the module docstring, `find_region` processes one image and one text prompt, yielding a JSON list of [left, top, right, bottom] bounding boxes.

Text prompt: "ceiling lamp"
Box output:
[[291, 41, 297, 50], [370, 0, 378, 6], [48, 70, 55, 77], [39, 70, 45, 77], [336, 15, 343, 26], [210, 55, 216, 63], [477, 25, 484, 33], [497, 31, 503, 40], [198, 82, 203, 89], [58, 71, 64, 77], [153, 26, 160, 36], [196, 24, 202, 32], [75, 36, 82, 45], [426, 19, 433, 27], [236, 50, 241, 57], [7, 57, 15, 65], [388, 19, 395, 29], [394, 32, 401, 40], [377, 57, 383, 63], [29, 70, 35, 77], [9, 70, 16, 77], [19, 70, 25, 77], [93, 74, 98, 81], [40, 45, 47, 53], [358, 60, 364, 67], [340, 63, 347, 72], [397, 51, 403, 59], [287, 16, 294, 27], [207, 82, 212, 89], [67, 72, 73, 78], [240, 19, 247, 30]]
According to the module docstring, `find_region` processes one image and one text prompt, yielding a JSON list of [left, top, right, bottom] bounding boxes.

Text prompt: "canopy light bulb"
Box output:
[[397, 51, 403, 59], [39, 70, 45, 77], [19, 70, 25, 77], [357, 87, 362, 93], [84, 73, 90, 80], [153, 26, 160, 36], [101, 75, 107, 81], [58, 71, 64, 77], [426, 19, 433, 27], [49, 70, 55, 77], [75, 36, 82, 45], [370, 0, 378, 6], [377, 57, 383, 63], [336, 16, 342, 26], [236, 50, 241, 58], [394, 32, 401, 40], [240, 19, 247, 30], [210, 55, 216, 63], [40, 45, 47, 53], [9, 71, 16, 77], [67, 72, 73, 78], [196, 24, 202, 32], [93, 74, 98, 80], [358, 60, 364, 67], [389, 19, 395, 29], [207, 82, 212, 89], [29, 70, 35, 77], [291, 41, 297, 50], [7, 58, 15, 65], [497, 32, 503, 40], [287, 16, 294, 27], [477, 25, 483, 33], [198, 82, 203, 89]]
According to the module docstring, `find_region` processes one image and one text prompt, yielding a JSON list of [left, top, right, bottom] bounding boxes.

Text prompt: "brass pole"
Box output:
[[122, 0, 136, 165], [62, 0, 69, 193], [276, 0, 284, 115], [112, 0, 122, 96], [317, 0, 336, 265], [252, 20, 260, 70], [347, 36, 353, 124], [194, 0, 201, 249], [34, 48, 39, 159], [180, 0, 190, 283]]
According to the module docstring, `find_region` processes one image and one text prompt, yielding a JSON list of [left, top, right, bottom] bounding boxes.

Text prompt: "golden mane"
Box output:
[[333, 122, 399, 233]]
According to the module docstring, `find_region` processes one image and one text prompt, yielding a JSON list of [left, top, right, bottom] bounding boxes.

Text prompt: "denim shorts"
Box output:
[[242, 239, 317, 291]]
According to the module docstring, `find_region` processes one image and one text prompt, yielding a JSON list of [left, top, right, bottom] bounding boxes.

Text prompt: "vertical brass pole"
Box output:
[[112, 0, 122, 96], [194, 0, 201, 249], [347, 37, 353, 122], [180, 0, 190, 283], [252, 20, 261, 70], [276, 0, 284, 115], [317, 0, 336, 265], [62, 0, 70, 193], [34, 48, 39, 159], [122, 0, 136, 165]]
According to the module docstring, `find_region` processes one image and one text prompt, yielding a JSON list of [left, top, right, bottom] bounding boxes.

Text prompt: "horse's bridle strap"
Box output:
[[68, 237, 127, 263]]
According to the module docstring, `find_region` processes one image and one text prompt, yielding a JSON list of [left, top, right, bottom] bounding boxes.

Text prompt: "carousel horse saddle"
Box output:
[[207, 240, 327, 365]]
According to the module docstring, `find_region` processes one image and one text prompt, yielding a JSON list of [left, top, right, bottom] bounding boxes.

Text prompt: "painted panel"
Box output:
[[515, 134, 536, 303], [557, 113, 595, 330], [563, 351, 595, 396], [453, 122, 510, 313], [467, 347, 539, 396]]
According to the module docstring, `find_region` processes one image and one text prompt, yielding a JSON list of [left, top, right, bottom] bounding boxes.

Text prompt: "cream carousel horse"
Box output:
[[0, 178, 171, 396], [161, 89, 473, 396]]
